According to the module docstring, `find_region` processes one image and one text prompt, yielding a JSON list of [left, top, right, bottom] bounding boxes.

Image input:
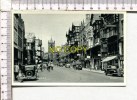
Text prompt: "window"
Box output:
[[14, 30, 18, 45], [121, 20, 124, 36]]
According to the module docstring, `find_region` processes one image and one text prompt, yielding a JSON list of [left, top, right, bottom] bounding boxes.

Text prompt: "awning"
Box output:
[[102, 56, 117, 62]]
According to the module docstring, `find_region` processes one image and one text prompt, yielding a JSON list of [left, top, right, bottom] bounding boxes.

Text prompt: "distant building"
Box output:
[[25, 33, 36, 64], [41, 47, 45, 60], [35, 39, 43, 63], [25, 34, 44, 64], [48, 37, 55, 61], [14, 14, 25, 64], [84, 14, 94, 68], [66, 24, 80, 61]]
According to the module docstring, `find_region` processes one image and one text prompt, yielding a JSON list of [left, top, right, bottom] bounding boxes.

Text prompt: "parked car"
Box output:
[[24, 65, 38, 79], [65, 63, 71, 68], [59, 63, 63, 67], [76, 64, 82, 70], [105, 65, 123, 77], [75, 60, 82, 70], [17, 65, 38, 82]]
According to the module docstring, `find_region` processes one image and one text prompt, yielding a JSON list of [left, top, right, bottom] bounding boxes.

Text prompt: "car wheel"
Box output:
[[120, 74, 123, 77]]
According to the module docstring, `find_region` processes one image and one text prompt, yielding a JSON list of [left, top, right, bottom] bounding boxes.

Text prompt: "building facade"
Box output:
[[25, 33, 36, 64], [66, 24, 80, 62], [24, 33, 44, 64], [14, 14, 25, 64], [35, 39, 43, 64], [65, 14, 124, 71], [100, 14, 124, 70]]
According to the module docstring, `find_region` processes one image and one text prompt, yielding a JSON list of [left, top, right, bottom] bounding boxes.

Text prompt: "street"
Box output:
[[21, 66, 124, 83]]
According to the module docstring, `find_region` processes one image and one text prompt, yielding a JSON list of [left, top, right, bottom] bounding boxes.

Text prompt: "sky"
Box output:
[[21, 14, 86, 52]]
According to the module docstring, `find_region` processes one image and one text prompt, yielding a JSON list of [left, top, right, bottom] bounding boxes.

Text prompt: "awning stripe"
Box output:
[[102, 56, 117, 62]]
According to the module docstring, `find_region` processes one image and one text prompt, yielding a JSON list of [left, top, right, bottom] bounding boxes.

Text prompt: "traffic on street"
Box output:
[[14, 62, 123, 83]]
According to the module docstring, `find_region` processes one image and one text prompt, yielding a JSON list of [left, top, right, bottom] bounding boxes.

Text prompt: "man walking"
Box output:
[[14, 62, 19, 81], [50, 60, 53, 70]]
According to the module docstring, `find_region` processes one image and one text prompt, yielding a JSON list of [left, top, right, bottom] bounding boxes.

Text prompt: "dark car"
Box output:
[[105, 65, 123, 77], [24, 65, 38, 79], [76, 64, 82, 70], [75, 60, 82, 70]]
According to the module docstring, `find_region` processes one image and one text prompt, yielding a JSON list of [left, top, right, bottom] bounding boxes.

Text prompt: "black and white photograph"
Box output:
[[12, 11, 125, 86]]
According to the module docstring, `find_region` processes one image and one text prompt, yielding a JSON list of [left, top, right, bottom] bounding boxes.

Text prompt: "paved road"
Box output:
[[23, 66, 124, 83]]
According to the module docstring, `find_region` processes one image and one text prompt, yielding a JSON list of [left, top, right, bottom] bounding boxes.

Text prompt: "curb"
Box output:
[[82, 68, 104, 74]]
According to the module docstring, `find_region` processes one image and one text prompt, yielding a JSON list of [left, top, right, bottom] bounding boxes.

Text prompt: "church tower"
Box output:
[[48, 37, 55, 61]]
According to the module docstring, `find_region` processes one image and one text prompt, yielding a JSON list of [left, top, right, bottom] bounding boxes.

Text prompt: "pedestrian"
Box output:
[[17, 63, 24, 82], [19, 63, 23, 74], [19, 63, 25, 77], [47, 62, 51, 72], [40, 63, 43, 72], [50, 61, 53, 70], [14, 62, 19, 81], [73, 61, 76, 70]]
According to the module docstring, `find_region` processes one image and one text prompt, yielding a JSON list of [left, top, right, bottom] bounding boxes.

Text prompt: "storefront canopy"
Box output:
[[102, 56, 117, 62]]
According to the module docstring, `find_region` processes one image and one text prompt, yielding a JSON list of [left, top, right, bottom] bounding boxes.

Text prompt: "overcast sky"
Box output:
[[22, 14, 86, 52]]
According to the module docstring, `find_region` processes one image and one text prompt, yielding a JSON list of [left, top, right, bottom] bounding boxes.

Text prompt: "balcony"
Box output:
[[101, 14, 119, 24]]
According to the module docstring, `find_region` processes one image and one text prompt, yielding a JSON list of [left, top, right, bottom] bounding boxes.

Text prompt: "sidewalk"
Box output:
[[82, 68, 104, 74]]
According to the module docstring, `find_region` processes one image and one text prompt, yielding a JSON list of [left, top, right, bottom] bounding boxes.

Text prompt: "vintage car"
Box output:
[[24, 65, 38, 80], [105, 65, 123, 77], [59, 63, 63, 67], [76, 64, 82, 70], [75, 60, 82, 70], [65, 63, 71, 68], [17, 65, 38, 82]]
